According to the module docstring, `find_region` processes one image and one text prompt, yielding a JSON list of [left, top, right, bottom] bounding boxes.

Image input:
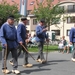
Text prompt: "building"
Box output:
[[50, 0, 75, 41], [27, 0, 75, 41], [1, 0, 75, 40]]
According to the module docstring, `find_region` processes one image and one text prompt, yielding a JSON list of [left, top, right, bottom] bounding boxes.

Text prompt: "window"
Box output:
[[67, 5, 75, 13], [27, 10, 31, 15], [59, 6, 64, 13], [67, 16, 75, 23], [67, 30, 70, 36], [30, 1, 35, 5], [33, 19, 37, 25], [40, 0, 43, 3], [54, 6, 64, 14], [51, 30, 60, 36], [11, 0, 14, 2]]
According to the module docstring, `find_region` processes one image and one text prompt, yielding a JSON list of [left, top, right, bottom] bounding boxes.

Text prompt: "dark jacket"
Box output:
[[0, 22, 17, 48], [36, 24, 48, 42], [69, 27, 75, 43], [17, 22, 27, 43]]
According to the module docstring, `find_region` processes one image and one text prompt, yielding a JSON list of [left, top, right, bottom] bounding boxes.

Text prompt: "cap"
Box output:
[[7, 15, 14, 20], [21, 17, 27, 21], [40, 19, 45, 23]]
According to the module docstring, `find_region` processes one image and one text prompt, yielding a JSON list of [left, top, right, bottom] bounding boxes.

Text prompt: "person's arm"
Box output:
[[69, 28, 73, 44], [36, 26, 43, 35], [0, 25, 7, 47], [36, 26, 47, 35], [17, 24, 23, 45]]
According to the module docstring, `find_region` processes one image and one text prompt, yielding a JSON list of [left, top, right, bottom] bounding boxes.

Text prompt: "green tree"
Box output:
[[0, 0, 21, 27], [33, 0, 64, 30]]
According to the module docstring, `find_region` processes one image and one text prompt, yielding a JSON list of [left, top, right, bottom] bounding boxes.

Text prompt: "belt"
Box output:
[[6, 39, 16, 41]]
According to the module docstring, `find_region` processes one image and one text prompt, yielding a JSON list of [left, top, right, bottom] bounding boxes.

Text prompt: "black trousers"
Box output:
[[37, 41, 45, 60], [11, 43, 29, 65], [2, 47, 18, 70], [72, 43, 75, 58]]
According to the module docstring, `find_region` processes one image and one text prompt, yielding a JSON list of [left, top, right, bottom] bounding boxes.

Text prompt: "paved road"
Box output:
[[0, 51, 75, 75]]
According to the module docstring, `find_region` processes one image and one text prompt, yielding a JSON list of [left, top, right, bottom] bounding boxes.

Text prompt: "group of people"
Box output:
[[58, 24, 75, 62], [58, 36, 73, 54], [0, 16, 49, 74]]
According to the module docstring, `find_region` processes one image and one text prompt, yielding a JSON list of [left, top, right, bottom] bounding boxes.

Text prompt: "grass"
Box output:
[[0, 45, 58, 52], [28, 45, 58, 52]]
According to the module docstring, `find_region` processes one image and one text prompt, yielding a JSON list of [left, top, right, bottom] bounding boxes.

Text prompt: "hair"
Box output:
[[21, 17, 27, 21]]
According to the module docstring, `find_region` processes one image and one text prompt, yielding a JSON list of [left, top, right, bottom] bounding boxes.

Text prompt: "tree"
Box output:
[[0, 0, 21, 27], [33, 0, 64, 30]]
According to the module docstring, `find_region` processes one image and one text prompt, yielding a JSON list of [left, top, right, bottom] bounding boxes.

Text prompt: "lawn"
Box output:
[[28, 45, 58, 52], [0, 45, 58, 52]]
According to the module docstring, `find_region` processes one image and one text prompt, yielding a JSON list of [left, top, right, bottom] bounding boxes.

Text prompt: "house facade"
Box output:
[[27, 0, 75, 41]]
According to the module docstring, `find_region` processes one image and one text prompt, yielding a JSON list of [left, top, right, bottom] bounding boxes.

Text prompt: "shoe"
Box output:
[[71, 58, 75, 62], [36, 59, 42, 63], [41, 59, 46, 64], [12, 70, 20, 74], [9, 61, 14, 65], [2, 69, 10, 74], [23, 64, 33, 68]]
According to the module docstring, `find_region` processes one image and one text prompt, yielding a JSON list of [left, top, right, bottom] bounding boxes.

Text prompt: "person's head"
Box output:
[[7, 15, 14, 25], [40, 19, 45, 26], [21, 17, 28, 25], [62, 36, 65, 40], [74, 24, 75, 27], [28, 33, 31, 37]]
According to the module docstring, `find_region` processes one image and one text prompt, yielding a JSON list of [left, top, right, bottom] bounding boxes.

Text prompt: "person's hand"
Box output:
[[3, 44, 7, 47], [19, 41, 23, 45], [46, 39, 49, 43], [70, 42, 72, 45], [25, 39, 30, 43], [42, 28, 47, 32]]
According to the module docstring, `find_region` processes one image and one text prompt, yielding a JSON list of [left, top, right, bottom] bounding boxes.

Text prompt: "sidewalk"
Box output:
[[0, 51, 75, 75]]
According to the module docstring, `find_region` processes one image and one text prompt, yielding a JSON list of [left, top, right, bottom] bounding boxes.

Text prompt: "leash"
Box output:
[[21, 44, 36, 61]]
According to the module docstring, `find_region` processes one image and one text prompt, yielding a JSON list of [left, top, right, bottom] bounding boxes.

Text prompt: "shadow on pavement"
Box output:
[[20, 68, 51, 74], [49, 60, 70, 62]]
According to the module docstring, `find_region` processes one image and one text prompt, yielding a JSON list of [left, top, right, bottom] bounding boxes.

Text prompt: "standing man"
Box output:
[[17, 17, 32, 68], [0, 16, 20, 74], [69, 24, 75, 61], [36, 19, 49, 63]]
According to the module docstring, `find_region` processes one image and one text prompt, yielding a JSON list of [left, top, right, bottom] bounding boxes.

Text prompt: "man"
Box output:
[[13, 17, 32, 68], [0, 16, 20, 74], [36, 19, 49, 63], [69, 25, 75, 61]]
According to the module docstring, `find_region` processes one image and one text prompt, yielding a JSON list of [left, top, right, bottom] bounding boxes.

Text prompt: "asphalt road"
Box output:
[[0, 51, 75, 75]]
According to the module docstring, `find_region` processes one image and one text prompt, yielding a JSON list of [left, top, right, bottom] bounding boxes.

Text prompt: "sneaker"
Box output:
[[2, 69, 10, 74], [12, 70, 20, 74], [9, 61, 14, 65], [23, 64, 33, 68], [71, 58, 75, 62]]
